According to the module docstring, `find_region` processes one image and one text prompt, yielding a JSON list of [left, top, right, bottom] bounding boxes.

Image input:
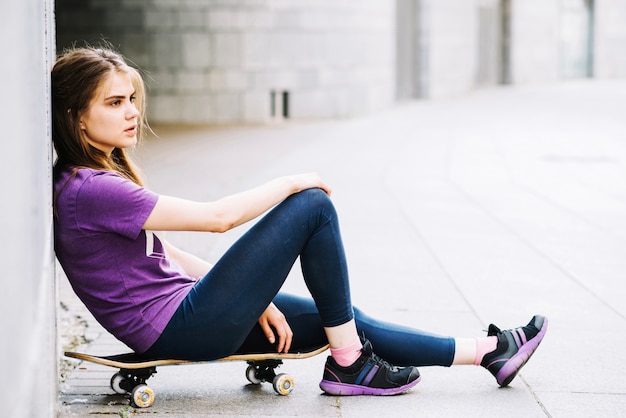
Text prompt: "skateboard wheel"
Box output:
[[131, 384, 155, 408], [110, 372, 127, 394], [273, 373, 294, 396], [245, 365, 262, 385]]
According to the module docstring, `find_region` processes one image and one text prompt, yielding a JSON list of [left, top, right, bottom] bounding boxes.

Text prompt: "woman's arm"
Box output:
[[161, 239, 213, 279], [143, 173, 331, 233]]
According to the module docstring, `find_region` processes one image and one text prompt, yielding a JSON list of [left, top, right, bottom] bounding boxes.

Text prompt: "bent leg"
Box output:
[[144, 189, 354, 360]]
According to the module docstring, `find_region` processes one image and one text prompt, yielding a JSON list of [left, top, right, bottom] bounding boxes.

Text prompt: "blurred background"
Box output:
[[55, 0, 625, 124]]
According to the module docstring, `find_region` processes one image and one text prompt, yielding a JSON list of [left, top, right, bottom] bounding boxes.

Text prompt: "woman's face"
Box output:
[[79, 70, 139, 155]]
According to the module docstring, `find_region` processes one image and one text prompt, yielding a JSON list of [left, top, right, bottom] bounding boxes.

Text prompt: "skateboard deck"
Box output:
[[64, 344, 329, 408]]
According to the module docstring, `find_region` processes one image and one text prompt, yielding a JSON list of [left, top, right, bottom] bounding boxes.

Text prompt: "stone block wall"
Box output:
[[57, 0, 395, 124]]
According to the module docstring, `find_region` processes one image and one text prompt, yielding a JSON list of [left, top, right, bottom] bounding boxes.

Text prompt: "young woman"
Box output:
[[52, 46, 548, 396]]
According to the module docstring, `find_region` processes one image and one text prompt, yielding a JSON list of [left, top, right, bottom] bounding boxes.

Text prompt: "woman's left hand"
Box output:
[[258, 303, 293, 353]]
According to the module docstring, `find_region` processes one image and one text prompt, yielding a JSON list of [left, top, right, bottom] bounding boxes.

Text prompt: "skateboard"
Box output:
[[64, 344, 329, 408]]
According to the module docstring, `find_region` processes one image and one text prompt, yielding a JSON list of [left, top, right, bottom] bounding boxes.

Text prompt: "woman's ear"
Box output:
[[68, 108, 85, 130]]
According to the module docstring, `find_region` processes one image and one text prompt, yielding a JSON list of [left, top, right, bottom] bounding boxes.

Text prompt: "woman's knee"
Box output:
[[296, 187, 329, 202], [295, 188, 336, 216], [273, 293, 318, 315]]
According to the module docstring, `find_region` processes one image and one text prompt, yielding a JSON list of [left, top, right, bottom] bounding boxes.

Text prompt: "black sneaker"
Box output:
[[319, 339, 421, 395], [481, 315, 548, 387]]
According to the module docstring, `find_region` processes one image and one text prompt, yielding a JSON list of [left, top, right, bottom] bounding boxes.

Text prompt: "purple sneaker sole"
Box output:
[[494, 317, 548, 387], [319, 375, 421, 396]]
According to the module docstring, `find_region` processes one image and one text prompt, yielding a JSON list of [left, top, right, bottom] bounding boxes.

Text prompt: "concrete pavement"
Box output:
[[58, 79, 626, 417]]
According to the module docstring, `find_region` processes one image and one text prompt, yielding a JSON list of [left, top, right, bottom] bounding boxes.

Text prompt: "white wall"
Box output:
[[510, 0, 561, 84], [0, 0, 56, 417], [419, 0, 478, 99], [594, 0, 626, 78]]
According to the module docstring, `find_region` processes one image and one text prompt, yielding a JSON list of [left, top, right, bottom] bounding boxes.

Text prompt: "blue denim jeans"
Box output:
[[144, 189, 455, 367]]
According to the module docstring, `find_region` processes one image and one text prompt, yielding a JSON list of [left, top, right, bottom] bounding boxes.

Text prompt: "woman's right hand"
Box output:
[[258, 303, 293, 353], [288, 172, 332, 197]]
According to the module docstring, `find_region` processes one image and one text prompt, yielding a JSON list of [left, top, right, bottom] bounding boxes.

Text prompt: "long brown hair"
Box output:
[[51, 46, 147, 186]]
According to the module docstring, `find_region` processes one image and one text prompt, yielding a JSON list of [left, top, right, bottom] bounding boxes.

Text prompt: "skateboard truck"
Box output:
[[244, 359, 294, 395], [110, 367, 157, 408]]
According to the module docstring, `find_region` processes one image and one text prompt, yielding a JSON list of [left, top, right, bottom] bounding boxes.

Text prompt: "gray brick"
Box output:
[[57, 10, 102, 31], [176, 70, 207, 92], [180, 0, 218, 7], [146, 69, 177, 93], [288, 32, 323, 68], [149, 94, 184, 122], [274, 10, 301, 30], [213, 33, 242, 68], [106, 8, 144, 29], [249, 70, 298, 90], [150, 33, 182, 68], [317, 69, 350, 87], [181, 93, 213, 123], [145, 10, 176, 30], [208, 9, 244, 30], [242, 32, 271, 70], [182, 33, 211, 69], [240, 0, 268, 7], [290, 89, 334, 119], [121, 33, 151, 69], [177, 9, 205, 28], [297, 70, 319, 88], [121, 0, 150, 8], [298, 10, 329, 30], [208, 70, 248, 91], [243, 90, 272, 122], [151, 0, 183, 9], [241, 9, 275, 29], [92, 0, 121, 7], [211, 92, 242, 122]]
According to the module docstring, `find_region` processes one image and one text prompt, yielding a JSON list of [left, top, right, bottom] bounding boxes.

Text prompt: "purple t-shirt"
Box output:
[[54, 167, 195, 353]]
